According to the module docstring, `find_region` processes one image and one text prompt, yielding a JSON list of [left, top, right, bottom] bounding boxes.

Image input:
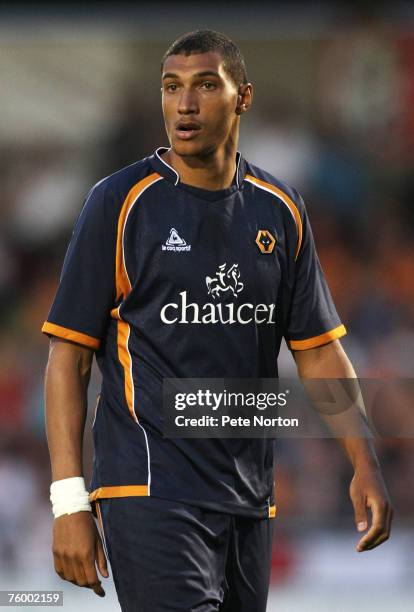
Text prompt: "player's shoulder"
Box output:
[[77, 156, 157, 225], [88, 155, 155, 201], [244, 159, 307, 260], [243, 159, 305, 215]]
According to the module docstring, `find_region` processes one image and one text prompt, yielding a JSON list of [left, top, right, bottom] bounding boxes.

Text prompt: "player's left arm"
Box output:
[[292, 339, 393, 552]]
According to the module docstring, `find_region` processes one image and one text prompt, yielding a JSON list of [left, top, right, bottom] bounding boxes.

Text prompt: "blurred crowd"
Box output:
[[0, 15, 413, 582]]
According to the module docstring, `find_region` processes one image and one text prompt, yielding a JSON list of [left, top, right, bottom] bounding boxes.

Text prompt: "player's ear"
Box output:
[[236, 83, 253, 115]]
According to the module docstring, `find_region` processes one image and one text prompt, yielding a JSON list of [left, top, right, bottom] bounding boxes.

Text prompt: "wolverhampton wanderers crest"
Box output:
[[255, 230, 276, 254]]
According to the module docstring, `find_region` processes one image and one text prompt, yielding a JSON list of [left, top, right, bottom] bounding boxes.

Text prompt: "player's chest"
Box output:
[[122, 192, 287, 304]]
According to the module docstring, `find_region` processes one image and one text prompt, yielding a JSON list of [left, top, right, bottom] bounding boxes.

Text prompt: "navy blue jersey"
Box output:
[[42, 147, 346, 518]]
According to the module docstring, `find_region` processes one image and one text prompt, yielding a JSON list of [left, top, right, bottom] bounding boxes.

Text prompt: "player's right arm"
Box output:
[[42, 178, 120, 595], [45, 336, 108, 597]]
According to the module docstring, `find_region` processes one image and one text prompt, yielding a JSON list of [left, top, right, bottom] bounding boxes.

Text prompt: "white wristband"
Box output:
[[50, 477, 92, 519]]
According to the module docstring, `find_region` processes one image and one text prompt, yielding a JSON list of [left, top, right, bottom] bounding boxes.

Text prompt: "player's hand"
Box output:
[[349, 465, 393, 552], [52, 511, 109, 597]]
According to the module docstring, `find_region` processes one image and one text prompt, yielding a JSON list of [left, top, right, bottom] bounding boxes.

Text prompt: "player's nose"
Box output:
[[177, 88, 199, 114]]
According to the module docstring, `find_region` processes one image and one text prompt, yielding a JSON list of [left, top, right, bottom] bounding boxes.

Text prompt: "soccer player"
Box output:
[[43, 30, 393, 611]]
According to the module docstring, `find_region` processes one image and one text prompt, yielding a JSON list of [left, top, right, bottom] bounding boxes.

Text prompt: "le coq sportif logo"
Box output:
[[160, 262, 276, 325], [162, 228, 192, 252]]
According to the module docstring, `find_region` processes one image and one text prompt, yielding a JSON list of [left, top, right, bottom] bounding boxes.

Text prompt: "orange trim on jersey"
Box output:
[[110, 307, 136, 420], [245, 174, 303, 260], [113, 173, 162, 423], [288, 324, 347, 351], [268, 505, 277, 518], [117, 316, 137, 422], [110, 306, 120, 319], [112, 302, 136, 421], [41, 321, 100, 350], [115, 172, 162, 301], [89, 485, 149, 501]]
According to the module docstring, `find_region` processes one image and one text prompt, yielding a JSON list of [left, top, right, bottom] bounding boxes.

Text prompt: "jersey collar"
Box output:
[[150, 146, 247, 192]]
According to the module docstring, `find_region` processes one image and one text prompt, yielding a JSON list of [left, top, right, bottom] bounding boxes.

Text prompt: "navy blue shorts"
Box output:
[[95, 496, 274, 612]]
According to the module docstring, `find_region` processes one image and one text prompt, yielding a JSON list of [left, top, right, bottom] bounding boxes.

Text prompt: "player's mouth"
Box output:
[[175, 121, 202, 140]]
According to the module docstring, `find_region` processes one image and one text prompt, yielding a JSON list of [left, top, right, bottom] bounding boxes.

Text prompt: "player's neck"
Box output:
[[163, 143, 238, 191]]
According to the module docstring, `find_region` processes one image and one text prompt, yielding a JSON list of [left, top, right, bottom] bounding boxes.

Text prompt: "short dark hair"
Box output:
[[161, 29, 248, 87]]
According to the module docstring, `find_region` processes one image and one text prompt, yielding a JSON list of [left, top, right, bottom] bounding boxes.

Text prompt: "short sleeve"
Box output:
[[42, 181, 116, 350], [283, 197, 346, 350]]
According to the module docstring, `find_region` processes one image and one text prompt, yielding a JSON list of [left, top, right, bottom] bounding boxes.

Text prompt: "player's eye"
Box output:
[[165, 83, 179, 92], [201, 82, 216, 90]]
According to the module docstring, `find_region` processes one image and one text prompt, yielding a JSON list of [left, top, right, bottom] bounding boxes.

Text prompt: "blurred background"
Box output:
[[0, 2, 413, 610]]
